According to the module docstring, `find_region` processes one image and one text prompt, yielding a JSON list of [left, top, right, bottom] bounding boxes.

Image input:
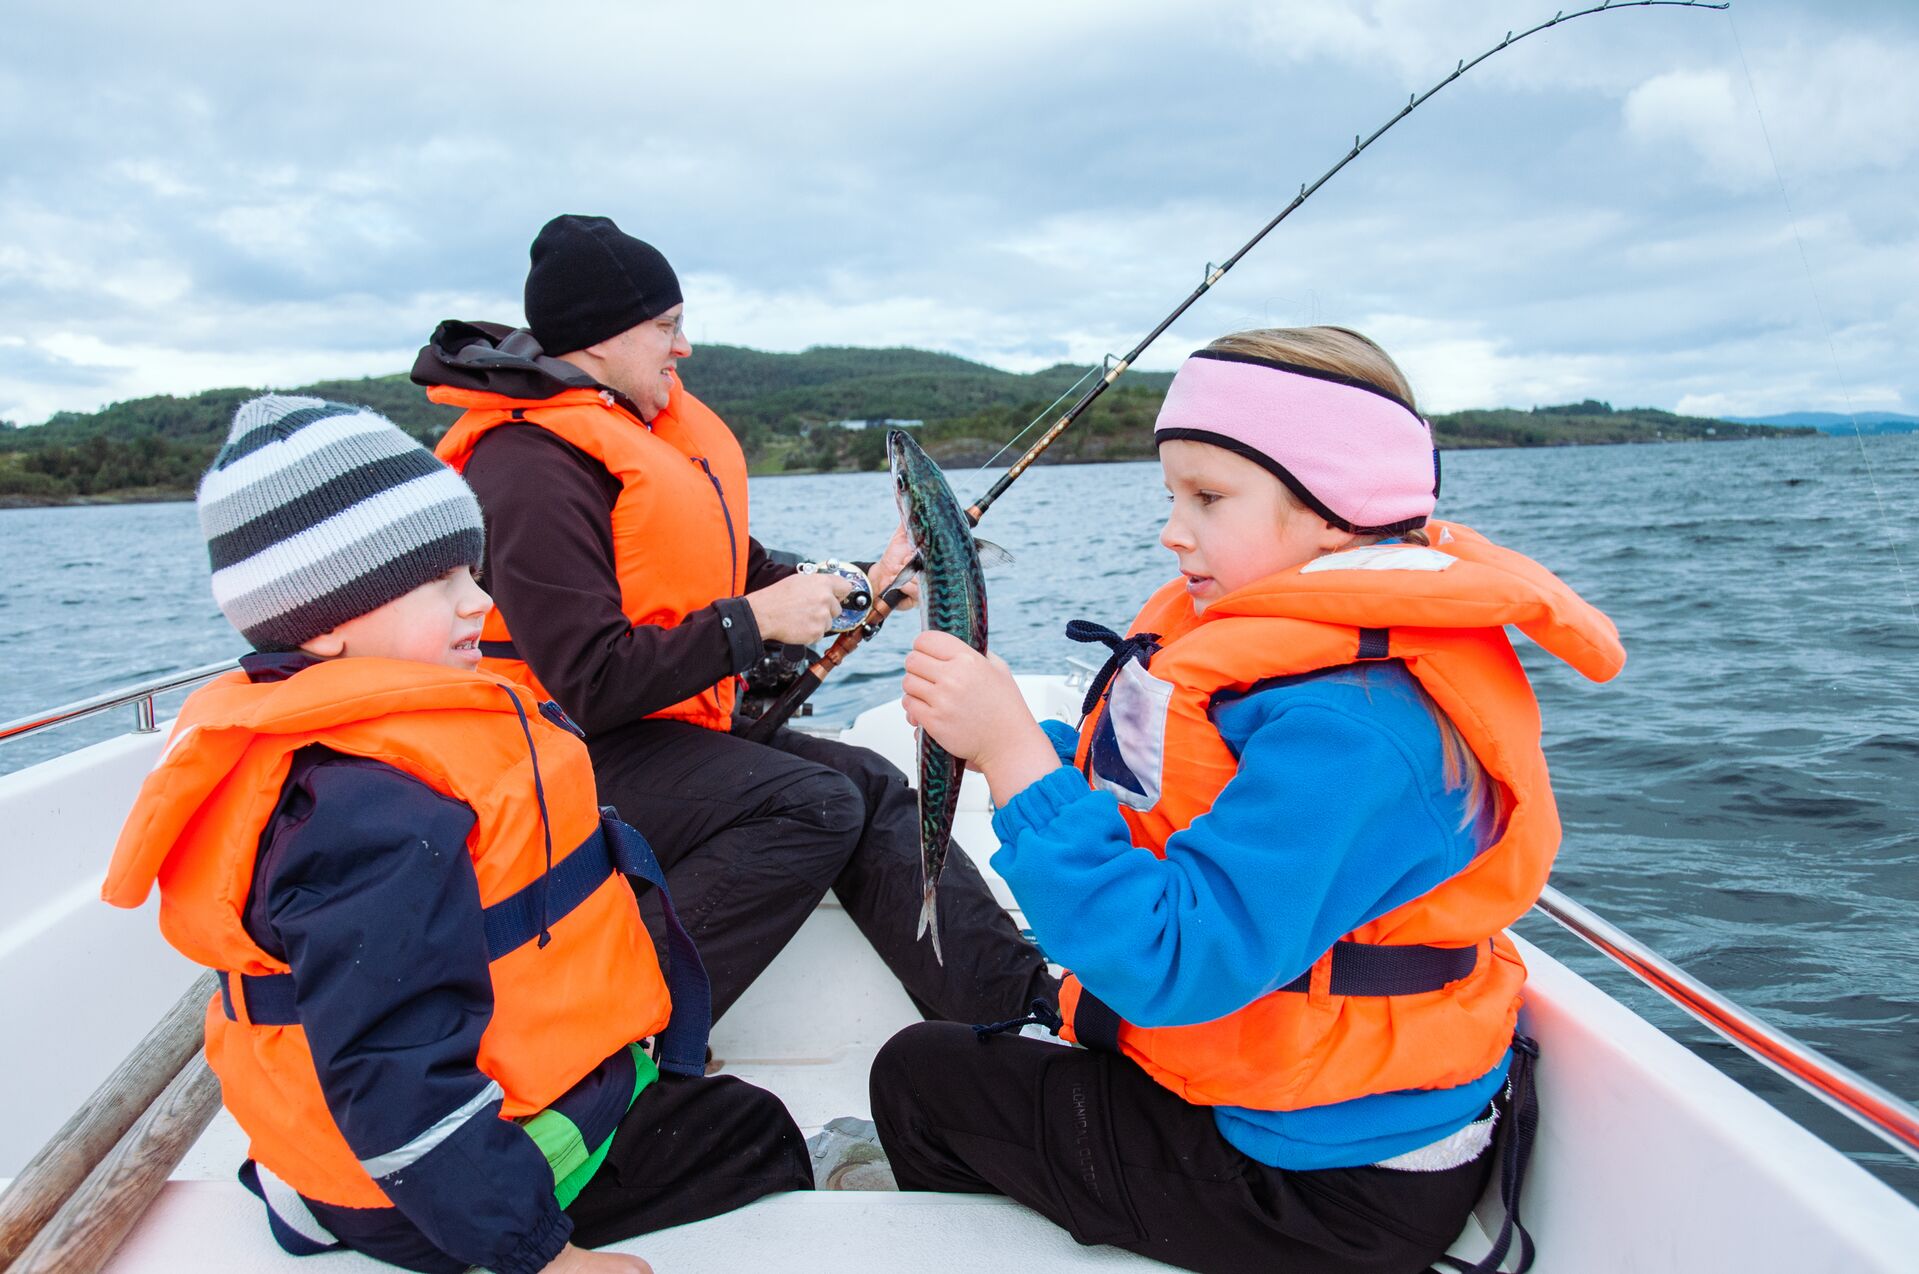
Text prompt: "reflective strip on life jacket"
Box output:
[[103, 658, 678, 1210], [358, 1080, 504, 1179]]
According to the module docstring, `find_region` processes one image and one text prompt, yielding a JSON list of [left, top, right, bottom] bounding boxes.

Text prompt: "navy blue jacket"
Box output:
[[238, 653, 633, 1274]]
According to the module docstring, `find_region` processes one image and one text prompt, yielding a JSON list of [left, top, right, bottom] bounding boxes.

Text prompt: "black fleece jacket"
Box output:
[[414, 321, 792, 736]]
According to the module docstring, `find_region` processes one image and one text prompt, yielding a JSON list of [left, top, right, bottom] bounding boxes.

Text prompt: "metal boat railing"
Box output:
[[1534, 885, 1919, 1163], [4, 663, 1917, 1165], [0, 660, 237, 744]]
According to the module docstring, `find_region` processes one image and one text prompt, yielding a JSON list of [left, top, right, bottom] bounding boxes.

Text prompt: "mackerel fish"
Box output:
[[888, 428, 987, 966]]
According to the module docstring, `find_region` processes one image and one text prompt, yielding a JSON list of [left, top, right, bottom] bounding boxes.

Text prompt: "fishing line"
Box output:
[[743, 0, 1731, 740], [1724, 10, 1919, 629], [964, 0, 1730, 525], [971, 360, 1105, 475]]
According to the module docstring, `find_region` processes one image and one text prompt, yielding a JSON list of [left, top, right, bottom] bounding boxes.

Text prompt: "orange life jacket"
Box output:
[[1060, 522, 1624, 1111], [102, 659, 672, 1208], [433, 376, 749, 730]]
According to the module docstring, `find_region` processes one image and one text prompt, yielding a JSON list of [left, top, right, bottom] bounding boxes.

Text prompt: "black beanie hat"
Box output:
[[523, 214, 683, 356]]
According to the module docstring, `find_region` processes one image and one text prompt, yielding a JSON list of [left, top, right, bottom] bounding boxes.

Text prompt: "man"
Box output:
[[414, 214, 1051, 1029]]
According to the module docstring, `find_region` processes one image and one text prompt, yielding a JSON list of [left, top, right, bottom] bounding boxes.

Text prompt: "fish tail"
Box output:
[[917, 881, 944, 966]]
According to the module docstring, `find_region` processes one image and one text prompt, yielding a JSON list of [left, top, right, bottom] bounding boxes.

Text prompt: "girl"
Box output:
[[879, 327, 1624, 1274]]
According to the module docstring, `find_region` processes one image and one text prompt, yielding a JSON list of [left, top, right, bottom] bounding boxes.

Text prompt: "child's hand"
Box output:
[[902, 630, 1023, 760], [872, 523, 921, 613], [902, 631, 1059, 805], [541, 1242, 653, 1273]]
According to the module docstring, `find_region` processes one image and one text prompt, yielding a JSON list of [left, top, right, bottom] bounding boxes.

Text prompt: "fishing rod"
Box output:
[[742, 0, 1729, 743]]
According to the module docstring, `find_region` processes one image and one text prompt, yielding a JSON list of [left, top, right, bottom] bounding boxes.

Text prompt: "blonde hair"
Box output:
[[1205, 325, 1418, 410], [1205, 326, 1497, 829]]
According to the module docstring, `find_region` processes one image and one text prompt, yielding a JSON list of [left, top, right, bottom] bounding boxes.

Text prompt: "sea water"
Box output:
[[4, 433, 1916, 1198]]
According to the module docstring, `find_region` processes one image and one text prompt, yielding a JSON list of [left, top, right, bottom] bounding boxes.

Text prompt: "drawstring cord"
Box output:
[[502, 689, 555, 948], [1065, 620, 1160, 716], [1435, 1034, 1540, 1274], [972, 998, 1063, 1041]]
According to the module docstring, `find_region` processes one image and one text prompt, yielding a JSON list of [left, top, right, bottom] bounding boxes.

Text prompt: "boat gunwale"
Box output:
[[6, 664, 1916, 1168], [0, 660, 238, 744]]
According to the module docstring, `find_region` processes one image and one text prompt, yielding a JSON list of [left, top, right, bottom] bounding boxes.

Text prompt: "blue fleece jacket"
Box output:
[[995, 661, 1510, 1170]]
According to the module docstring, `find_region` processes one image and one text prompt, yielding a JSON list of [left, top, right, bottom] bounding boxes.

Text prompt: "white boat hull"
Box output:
[[3, 676, 1915, 1271]]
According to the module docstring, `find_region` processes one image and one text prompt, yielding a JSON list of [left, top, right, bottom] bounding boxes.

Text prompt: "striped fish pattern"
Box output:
[[888, 428, 988, 965]]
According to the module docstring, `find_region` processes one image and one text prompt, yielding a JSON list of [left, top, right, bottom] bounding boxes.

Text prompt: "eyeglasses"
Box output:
[[658, 311, 686, 342]]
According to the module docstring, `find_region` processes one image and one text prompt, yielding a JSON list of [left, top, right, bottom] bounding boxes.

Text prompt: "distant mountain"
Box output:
[[1428, 399, 1812, 451], [1723, 411, 1919, 436], [679, 345, 1170, 462], [0, 352, 1819, 506]]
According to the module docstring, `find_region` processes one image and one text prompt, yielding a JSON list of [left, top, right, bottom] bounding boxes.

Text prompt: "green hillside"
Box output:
[[1432, 399, 1803, 449], [0, 349, 1810, 506]]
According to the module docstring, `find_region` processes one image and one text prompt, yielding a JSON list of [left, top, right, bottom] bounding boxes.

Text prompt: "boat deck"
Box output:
[[4, 677, 1917, 1271]]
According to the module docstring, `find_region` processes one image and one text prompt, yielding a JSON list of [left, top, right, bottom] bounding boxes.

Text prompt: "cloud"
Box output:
[[1238, 0, 1732, 95], [0, 0, 1914, 425], [1624, 35, 1919, 188], [1359, 315, 1612, 415]]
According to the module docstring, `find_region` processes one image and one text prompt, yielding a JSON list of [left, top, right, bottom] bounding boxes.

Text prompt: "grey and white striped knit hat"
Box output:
[[198, 395, 485, 651]]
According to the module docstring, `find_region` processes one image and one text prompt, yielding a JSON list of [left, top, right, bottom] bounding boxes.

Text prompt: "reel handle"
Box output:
[[797, 559, 875, 634]]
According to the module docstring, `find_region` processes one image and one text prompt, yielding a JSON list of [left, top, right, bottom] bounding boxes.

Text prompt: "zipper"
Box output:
[[695, 457, 739, 586], [538, 699, 586, 739]]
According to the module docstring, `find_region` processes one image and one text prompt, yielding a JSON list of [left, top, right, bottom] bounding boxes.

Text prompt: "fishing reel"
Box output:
[[738, 638, 819, 721], [797, 559, 874, 634]]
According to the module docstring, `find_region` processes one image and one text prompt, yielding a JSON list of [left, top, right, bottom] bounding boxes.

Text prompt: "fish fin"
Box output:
[[973, 538, 1015, 569], [917, 882, 944, 966]]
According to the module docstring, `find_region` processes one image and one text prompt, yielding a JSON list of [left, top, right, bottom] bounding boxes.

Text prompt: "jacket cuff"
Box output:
[[712, 597, 765, 673], [495, 1198, 573, 1274], [989, 765, 1091, 845], [1038, 719, 1079, 761]]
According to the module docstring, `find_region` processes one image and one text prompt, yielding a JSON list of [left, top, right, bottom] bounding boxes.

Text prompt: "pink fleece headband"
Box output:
[[1154, 349, 1438, 534]]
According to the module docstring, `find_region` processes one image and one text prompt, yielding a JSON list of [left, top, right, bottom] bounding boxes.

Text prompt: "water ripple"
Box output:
[[6, 434, 1917, 1199]]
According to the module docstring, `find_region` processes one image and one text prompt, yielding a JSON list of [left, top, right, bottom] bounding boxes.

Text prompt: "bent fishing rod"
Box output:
[[742, 0, 1729, 744]]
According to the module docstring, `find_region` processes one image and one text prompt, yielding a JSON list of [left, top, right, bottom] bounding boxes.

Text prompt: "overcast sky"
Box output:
[[3, 0, 1915, 425]]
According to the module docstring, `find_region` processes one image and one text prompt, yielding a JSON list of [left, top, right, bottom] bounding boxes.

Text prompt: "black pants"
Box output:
[[590, 718, 1053, 1025], [343, 1072, 809, 1271], [566, 1070, 812, 1247], [870, 1023, 1495, 1274]]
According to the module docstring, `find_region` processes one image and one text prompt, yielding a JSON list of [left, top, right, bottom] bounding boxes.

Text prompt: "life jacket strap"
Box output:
[[1275, 938, 1480, 996], [971, 998, 1065, 1042], [478, 639, 521, 660], [219, 815, 714, 1077], [238, 1158, 344, 1256], [598, 814, 713, 1078], [1073, 987, 1126, 1054], [217, 968, 300, 1027], [1071, 940, 1481, 1053], [1434, 1035, 1540, 1274], [1066, 619, 1161, 717]]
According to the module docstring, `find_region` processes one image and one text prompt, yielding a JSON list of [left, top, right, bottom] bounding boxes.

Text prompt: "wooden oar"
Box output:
[[0, 970, 216, 1270], [8, 1053, 220, 1274]]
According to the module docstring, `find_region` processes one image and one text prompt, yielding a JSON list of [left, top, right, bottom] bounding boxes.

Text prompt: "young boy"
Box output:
[[104, 396, 811, 1274]]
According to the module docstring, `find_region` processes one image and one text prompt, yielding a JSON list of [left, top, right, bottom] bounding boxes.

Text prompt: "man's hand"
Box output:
[[902, 631, 1058, 805], [872, 524, 921, 614], [541, 1242, 652, 1273], [746, 572, 855, 645]]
